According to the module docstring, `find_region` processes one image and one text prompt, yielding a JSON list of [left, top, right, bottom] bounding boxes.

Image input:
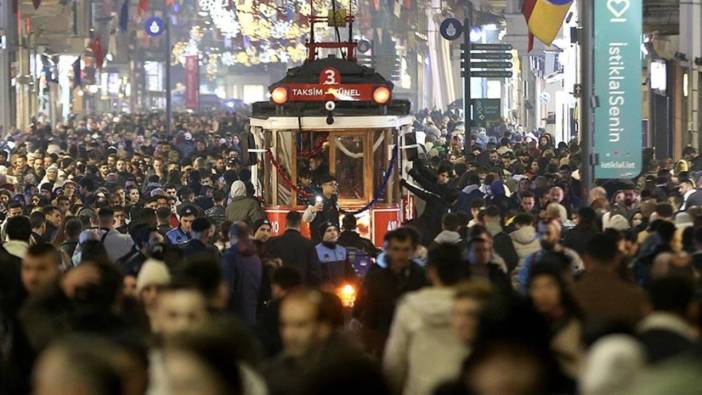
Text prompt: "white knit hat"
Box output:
[[136, 259, 170, 292], [605, 214, 631, 231]]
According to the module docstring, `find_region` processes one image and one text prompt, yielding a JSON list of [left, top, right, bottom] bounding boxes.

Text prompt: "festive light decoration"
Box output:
[[172, 0, 354, 67]]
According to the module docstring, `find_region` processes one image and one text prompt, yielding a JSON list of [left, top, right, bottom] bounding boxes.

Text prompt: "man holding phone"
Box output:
[[303, 174, 340, 243]]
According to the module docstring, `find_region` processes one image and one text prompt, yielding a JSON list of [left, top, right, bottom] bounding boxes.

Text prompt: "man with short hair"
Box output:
[[2, 216, 32, 260], [353, 227, 428, 357], [481, 206, 519, 272], [59, 218, 82, 259], [29, 212, 46, 245], [257, 266, 303, 357], [267, 211, 321, 285], [572, 233, 646, 326], [156, 206, 172, 237], [166, 205, 196, 245], [430, 212, 464, 250], [182, 217, 219, 260], [314, 222, 353, 288], [302, 174, 340, 243], [22, 243, 62, 296], [152, 284, 209, 337], [337, 214, 377, 257], [205, 190, 227, 226], [76, 207, 134, 264]]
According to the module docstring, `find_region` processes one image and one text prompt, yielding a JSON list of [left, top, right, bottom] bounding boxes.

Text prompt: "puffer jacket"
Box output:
[[510, 226, 541, 262], [383, 288, 469, 395]]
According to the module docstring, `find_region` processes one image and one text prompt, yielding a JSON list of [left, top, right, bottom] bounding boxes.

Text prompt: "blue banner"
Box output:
[[593, 0, 643, 179]]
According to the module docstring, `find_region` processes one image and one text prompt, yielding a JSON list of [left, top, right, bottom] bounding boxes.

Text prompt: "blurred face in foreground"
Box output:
[[452, 297, 483, 345], [153, 289, 207, 337], [280, 296, 329, 358], [164, 349, 225, 395], [22, 253, 60, 296]]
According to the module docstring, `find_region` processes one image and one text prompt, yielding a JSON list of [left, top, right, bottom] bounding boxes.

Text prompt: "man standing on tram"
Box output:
[[303, 174, 340, 243]]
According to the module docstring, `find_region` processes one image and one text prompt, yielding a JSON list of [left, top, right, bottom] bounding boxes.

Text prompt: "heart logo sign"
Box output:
[[607, 0, 630, 19]]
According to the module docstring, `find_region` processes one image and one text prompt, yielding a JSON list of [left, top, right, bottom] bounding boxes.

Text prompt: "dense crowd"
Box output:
[[1, 109, 702, 395]]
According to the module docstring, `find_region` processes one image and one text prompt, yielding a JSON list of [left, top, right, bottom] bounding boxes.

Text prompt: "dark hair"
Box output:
[[341, 214, 357, 231], [26, 243, 61, 267], [98, 207, 114, 220], [441, 213, 462, 232], [29, 212, 46, 230], [271, 266, 303, 290], [286, 211, 302, 228], [655, 203, 674, 219], [577, 207, 597, 228], [513, 213, 534, 227], [520, 191, 535, 199], [384, 227, 419, 248], [528, 263, 581, 319], [6, 216, 32, 241], [174, 256, 223, 300], [213, 190, 226, 202], [80, 241, 110, 266], [41, 205, 59, 216], [427, 244, 467, 285], [584, 233, 620, 265], [484, 205, 501, 219], [156, 207, 171, 221], [437, 163, 453, 176], [191, 217, 212, 234], [65, 218, 83, 239], [647, 276, 694, 315]]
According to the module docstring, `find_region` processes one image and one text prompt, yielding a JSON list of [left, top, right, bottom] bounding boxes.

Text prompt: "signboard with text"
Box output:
[[593, 0, 642, 179], [184, 55, 199, 109], [471, 99, 501, 126], [279, 68, 385, 102]]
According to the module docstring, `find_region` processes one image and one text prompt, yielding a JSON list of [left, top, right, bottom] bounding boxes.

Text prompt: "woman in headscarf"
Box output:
[[225, 180, 265, 226]]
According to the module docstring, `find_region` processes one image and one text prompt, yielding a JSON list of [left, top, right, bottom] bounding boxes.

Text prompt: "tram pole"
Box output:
[[164, 0, 172, 134], [580, 0, 594, 197], [463, 1, 473, 155]]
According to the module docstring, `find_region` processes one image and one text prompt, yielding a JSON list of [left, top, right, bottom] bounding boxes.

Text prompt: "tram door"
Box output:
[[328, 132, 372, 206]]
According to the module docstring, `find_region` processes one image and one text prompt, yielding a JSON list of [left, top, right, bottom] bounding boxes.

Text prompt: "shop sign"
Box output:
[[593, 0, 643, 179]]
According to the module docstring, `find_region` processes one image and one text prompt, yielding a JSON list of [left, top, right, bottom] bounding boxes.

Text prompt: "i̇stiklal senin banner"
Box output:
[[594, 0, 642, 179]]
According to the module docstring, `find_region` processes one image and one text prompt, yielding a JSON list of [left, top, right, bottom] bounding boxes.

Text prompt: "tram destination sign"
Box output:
[[284, 83, 376, 101]]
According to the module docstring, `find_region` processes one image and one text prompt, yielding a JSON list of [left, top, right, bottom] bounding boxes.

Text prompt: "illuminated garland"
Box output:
[[265, 149, 314, 198]]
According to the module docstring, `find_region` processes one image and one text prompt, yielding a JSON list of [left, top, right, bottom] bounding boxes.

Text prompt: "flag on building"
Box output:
[[72, 57, 81, 87], [522, 0, 574, 51], [119, 0, 129, 33], [90, 38, 105, 69]]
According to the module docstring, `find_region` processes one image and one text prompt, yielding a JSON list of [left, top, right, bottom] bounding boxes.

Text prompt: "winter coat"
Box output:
[[221, 241, 263, 326], [315, 243, 354, 287], [226, 195, 265, 226], [510, 226, 541, 262], [454, 185, 484, 218], [383, 288, 468, 395], [267, 229, 321, 286]]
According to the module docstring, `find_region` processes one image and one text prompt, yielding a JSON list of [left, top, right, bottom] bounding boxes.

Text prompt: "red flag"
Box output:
[[138, 0, 149, 16], [166, 0, 175, 6], [90, 38, 104, 69], [32, 0, 41, 9]]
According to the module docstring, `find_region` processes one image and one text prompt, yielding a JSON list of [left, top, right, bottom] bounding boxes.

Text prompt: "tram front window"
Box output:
[[335, 135, 365, 200]]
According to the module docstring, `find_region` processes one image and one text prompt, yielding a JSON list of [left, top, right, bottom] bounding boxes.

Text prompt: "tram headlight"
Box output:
[[271, 87, 288, 105], [373, 86, 391, 104], [325, 100, 336, 112]]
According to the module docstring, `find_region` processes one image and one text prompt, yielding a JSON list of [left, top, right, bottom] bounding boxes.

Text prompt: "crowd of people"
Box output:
[[0, 109, 701, 395]]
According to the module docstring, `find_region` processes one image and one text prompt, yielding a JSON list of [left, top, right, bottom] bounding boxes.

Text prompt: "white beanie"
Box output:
[[605, 214, 631, 231], [580, 335, 645, 395], [136, 259, 170, 292], [230, 180, 246, 198]]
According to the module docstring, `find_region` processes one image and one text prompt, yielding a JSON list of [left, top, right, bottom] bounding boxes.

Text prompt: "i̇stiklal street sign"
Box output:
[[593, 0, 642, 179]]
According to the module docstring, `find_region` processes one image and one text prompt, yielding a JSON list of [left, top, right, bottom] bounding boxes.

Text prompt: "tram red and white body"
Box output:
[[247, 4, 415, 246]]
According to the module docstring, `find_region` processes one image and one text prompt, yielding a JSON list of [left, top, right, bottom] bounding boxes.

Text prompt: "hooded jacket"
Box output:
[[226, 181, 265, 226], [383, 288, 468, 395], [510, 226, 541, 262], [221, 241, 262, 326]]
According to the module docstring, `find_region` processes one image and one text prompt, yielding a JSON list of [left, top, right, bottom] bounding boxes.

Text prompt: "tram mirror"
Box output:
[[404, 132, 418, 161], [240, 132, 258, 166]]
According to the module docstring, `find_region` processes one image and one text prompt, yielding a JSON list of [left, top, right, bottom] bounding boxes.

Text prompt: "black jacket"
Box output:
[[400, 179, 450, 246], [267, 229, 321, 286], [337, 230, 378, 257], [563, 225, 598, 256], [181, 239, 220, 261], [353, 261, 428, 353]]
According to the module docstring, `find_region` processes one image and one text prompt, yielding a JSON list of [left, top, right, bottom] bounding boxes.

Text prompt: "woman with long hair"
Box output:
[[527, 263, 583, 379]]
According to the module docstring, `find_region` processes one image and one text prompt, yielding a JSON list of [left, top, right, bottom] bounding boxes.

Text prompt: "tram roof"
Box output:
[[271, 56, 393, 87]]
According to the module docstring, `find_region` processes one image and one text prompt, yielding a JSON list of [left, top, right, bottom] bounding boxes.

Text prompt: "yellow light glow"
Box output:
[[337, 283, 357, 308], [271, 86, 288, 105], [373, 86, 391, 104]]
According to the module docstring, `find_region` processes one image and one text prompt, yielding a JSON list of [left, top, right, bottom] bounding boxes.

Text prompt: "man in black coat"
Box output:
[[181, 217, 220, 261], [352, 228, 428, 357], [267, 211, 321, 286]]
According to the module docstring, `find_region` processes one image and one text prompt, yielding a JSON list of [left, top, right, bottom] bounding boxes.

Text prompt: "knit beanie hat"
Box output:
[[136, 259, 170, 292]]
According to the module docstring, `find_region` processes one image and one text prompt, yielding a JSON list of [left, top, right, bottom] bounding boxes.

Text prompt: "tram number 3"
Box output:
[[320, 68, 341, 85]]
